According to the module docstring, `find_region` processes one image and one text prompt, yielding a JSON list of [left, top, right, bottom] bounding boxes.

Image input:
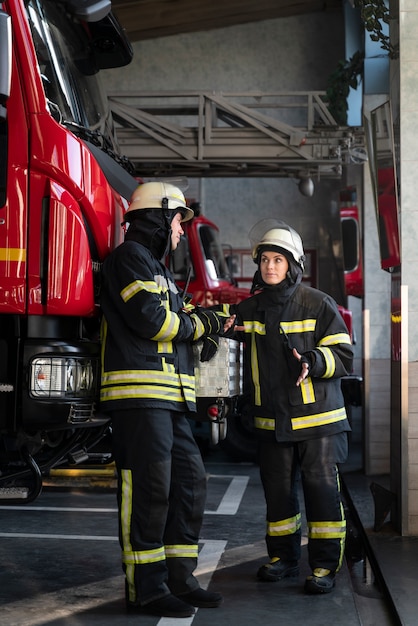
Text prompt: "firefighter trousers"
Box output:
[[110, 408, 207, 606], [258, 432, 348, 573]]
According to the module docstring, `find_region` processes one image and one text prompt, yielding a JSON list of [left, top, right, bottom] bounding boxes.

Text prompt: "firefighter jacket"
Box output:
[[233, 280, 353, 442], [100, 239, 197, 413]]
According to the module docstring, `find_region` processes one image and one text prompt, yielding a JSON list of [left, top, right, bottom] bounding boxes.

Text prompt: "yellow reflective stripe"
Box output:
[[300, 377, 315, 403], [337, 500, 346, 571], [307, 520, 346, 540], [251, 335, 261, 406], [192, 315, 206, 340], [0, 248, 26, 262], [219, 303, 232, 316], [102, 370, 178, 385], [243, 320, 265, 334], [291, 407, 347, 430], [121, 469, 133, 553], [126, 569, 136, 604], [123, 547, 166, 565], [165, 544, 199, 559], [242, 320, 263, 406], [121, 279, 160, 302], [179, 373, 196, 396], [158, 341, 173, 355], [317, 346, 335, 378], [101, 385, 194, 403], [254, 416, 275, 431], [318, 332, 351, 346], [281, 319, 316, 334], [267, 513, 301, 537], [119, 469, 145, 605], [102, 370, 187, 386], [151, 311, 180, 341]]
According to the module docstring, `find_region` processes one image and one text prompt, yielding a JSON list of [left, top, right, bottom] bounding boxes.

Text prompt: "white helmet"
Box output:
[[124, 182, 194, 222], [249, 218, 305, 270]]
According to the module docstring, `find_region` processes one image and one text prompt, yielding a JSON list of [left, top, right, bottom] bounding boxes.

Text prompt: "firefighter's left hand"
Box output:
[[293, 347, 310, 386], [223, 314, 237, 333]]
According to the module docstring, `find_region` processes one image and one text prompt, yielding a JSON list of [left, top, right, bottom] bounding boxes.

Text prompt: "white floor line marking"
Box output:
[[0, 505, 118, 512], [0, 474, 250, 524], [157, 539, 227, 626], [205, 474, 249, 515], [0, 532, 118, 540]]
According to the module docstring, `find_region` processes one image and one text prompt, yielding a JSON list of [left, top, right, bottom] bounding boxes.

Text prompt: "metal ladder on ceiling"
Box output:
[[108, 90, 366, 179]]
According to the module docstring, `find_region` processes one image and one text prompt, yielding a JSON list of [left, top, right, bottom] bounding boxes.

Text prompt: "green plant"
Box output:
[[325, 50, 364, 125], [354, 0, 399, 59]]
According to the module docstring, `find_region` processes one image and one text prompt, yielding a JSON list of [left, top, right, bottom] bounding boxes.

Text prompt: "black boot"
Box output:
[[126, 594, 195, 617], [304, 568, 336, 594], [257, 557, 299, 582], [177, 588, 223, 608]]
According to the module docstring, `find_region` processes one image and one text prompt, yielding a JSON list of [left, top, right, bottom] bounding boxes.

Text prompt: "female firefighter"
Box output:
[[99, 182, 229, 618], [232, 218, 354, 594]]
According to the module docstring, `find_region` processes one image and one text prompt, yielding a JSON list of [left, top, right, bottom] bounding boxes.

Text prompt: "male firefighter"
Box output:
[[231, 218, 353, 594], [100, 182, 228, 618]]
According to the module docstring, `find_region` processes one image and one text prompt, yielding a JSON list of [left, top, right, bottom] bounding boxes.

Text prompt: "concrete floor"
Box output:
[[0, 443, 395, 626]]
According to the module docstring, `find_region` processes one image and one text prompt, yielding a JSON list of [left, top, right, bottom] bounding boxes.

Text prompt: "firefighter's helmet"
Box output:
[[124, 182, 194, 222], [249, 218, 305, 270]]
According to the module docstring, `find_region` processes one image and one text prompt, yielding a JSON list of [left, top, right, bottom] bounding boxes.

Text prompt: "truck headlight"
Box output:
[[30, 357, 97, 398]]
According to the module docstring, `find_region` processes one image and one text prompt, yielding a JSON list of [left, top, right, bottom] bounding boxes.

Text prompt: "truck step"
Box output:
[[0, 384, 14, 392], [0, 487, 29, 499]]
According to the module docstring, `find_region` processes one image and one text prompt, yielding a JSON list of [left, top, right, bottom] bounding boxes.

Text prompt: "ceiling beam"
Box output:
[[112, 0, 342, 41]]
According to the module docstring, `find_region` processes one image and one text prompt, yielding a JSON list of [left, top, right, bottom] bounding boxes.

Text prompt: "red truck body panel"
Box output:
[[1, 3, 125, 317]]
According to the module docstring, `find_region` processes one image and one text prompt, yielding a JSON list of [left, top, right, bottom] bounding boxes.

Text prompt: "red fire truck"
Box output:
[[0, 0, 137, 501]]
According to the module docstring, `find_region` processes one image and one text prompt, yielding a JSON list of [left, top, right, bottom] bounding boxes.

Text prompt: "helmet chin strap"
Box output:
[[161, 196, 174, 257]]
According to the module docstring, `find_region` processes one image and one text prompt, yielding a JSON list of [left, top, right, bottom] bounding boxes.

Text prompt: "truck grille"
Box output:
[[67, 403, 96, 424]]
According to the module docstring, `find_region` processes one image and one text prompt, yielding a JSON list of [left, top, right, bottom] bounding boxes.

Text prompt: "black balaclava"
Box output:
[[124, 207, 182, 260], [251, 245, 303, 294]]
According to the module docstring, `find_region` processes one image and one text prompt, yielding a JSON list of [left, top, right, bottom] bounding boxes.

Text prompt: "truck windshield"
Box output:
[[26, 0, 116, 147], [198, 224, 231, 281]]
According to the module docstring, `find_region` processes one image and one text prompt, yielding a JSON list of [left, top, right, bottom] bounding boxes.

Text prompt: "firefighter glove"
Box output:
[[200, 334, 219, 362], [190, 307, 223, 340]]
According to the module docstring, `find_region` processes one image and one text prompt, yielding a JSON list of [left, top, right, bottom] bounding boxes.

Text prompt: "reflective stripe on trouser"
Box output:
[[110, 408, 207, 605], [259, 432, 348, 572]]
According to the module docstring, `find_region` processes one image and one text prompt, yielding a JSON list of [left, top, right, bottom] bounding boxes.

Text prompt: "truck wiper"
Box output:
[[62, 119, 136, 179]]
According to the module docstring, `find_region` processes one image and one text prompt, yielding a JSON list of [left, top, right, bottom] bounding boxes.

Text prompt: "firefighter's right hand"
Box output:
[[292, 347, 311, 386], [190, 307, 223, 340], [200, 334, 219, 362]]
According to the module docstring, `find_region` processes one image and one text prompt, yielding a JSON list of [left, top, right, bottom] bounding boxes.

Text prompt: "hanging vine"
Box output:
[[324, 1, 398, 124], [354, 0, 399, 59], [325, 50, 364, 125]]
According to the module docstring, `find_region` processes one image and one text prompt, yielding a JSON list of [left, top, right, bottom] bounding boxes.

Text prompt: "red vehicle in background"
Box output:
[[0, 0, 136, 501], [170, 207, 250, 307], [340, 187, 364, 298]]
